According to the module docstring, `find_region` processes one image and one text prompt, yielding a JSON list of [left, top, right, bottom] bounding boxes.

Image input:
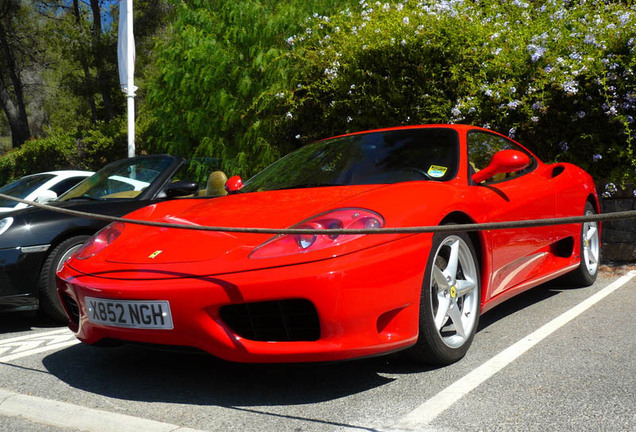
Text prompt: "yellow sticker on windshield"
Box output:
[[428, 165, 447, 178]]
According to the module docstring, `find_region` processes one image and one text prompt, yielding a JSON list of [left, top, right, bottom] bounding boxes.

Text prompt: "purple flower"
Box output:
[[527, 44, 546, 62], [592, 154, 602, 162], [561, 80, 579, 95]]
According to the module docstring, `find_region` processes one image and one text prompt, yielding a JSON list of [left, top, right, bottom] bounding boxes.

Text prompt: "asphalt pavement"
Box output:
[[0, 269, 634, 432]]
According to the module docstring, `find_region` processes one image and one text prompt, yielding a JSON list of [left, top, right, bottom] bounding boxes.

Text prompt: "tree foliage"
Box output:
[[145, 0, 359, 177], [255, 0, 636, 187], [0, 0, 41, 147], [0, 0, 170, 182], [2, 0, 635, 192]]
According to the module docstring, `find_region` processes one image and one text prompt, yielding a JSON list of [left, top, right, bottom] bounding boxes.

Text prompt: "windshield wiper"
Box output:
[[65, 195, 101, 201]]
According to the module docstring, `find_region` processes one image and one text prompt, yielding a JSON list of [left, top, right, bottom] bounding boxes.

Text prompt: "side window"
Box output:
[[49, 177, 86, 195], [467, 131, 535, 183]]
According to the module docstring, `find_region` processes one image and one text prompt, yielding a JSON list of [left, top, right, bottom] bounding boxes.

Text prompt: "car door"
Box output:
[[467, 130, 557, 300]]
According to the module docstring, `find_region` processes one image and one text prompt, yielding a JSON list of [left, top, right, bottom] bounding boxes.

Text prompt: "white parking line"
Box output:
[[0, 328, 71, 344], [0, 340, 81, 363], [392, 270, 636, 430], [0, 328, 79, 363], [0, 328, 206, 431], [0, 388, 206, 432]]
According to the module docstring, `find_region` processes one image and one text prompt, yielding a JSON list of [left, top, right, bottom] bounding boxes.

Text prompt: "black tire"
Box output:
[[408, 230, 481, 365], [38, 235, 91, 322], [562, 202, 599, 287]]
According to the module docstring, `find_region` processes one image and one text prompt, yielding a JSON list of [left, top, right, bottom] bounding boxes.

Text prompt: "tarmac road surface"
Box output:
[[0, 269, 634, 432]]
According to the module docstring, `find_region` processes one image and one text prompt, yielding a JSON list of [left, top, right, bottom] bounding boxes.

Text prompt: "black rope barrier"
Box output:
[[1, 192, 635, 235]]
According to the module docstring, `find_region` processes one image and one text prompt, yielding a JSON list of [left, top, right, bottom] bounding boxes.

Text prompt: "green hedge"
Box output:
[[0, 117, 137, 185], [0, 135, 77, 184]]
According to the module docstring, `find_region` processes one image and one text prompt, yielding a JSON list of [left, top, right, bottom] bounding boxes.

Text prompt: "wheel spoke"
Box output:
[[445, 239, 460, 283], [586, 225, 597, 242], [434, 295, 451, 330], [589, 246, 599, 264], [447, 304, 466, 338], [433, 265, 449, 288], [455, 278, 476, 297]]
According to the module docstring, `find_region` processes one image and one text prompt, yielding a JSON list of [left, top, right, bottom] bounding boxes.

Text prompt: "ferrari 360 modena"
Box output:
[[57, 125, 600, 365]]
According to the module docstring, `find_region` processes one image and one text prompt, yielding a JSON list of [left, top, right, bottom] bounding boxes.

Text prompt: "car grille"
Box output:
[[219, 299, 320, 342]]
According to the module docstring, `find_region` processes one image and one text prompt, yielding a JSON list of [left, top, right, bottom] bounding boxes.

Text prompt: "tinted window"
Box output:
[[243, 128, 459, 192], [59, 156, 174, 201], [0, 174, 55, 207], [49, 176, 86, 195]]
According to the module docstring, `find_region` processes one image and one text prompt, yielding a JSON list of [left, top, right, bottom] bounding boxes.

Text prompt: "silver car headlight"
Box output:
[[0, 217, 14, 236]]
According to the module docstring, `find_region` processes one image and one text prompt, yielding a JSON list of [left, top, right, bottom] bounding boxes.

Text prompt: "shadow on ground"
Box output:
[[42, 343, 410, 406], [0, 311, 62, 335], [38, 282, 583, 407]]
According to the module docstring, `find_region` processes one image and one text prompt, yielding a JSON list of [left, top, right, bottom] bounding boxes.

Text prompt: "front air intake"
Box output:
[[219, 299, 320, 342], [60, 292, 80, 330]]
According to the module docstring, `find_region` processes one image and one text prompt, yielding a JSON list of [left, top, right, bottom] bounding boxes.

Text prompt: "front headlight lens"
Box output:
[[75, 222, 125, 260], [0, 217, 14, 236], [249, 208, 384, 259], [297, 232, 317, 249]]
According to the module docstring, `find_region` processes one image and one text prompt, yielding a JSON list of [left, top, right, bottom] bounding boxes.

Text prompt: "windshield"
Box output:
[[58, 156, 174, 201], [242, 128, 459, 192], [0, 174, 55, 207]]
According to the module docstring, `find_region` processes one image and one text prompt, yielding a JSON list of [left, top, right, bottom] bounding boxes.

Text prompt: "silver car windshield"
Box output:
[[58, 156, 174, 201], [0, 174, 55, 207]]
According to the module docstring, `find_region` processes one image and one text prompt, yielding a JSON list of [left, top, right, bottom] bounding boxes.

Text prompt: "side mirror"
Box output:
[[34, 190, 58, 204], [225, 175, 243, 193], [164, 181, 198, 198], [472, 150, 531, 184]]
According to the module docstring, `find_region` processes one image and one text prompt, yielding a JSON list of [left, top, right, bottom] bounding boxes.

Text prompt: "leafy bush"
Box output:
[[78, 117, 150, 167], [0, 115, 145, 185], [145, 0, 359, 177], [0, 135, 77, 184], [256, 0, 636, 188]]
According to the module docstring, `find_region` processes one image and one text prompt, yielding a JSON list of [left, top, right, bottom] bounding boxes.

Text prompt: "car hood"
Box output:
[[104, 185, 388, 264], [66, 181, 463, 279]]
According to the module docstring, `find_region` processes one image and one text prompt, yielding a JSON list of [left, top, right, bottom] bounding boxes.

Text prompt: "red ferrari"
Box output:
[[57, 125, 600, 365]]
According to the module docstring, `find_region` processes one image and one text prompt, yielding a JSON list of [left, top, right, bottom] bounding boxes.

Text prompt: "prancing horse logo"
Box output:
[[148, 250, 163, 259]]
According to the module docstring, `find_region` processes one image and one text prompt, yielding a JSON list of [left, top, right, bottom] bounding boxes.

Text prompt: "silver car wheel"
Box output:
[[430, 235, 479, 349], [582, 210, 599, 275]]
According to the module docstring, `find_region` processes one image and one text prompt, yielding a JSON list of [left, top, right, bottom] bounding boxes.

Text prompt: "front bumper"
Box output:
[[0, 246, 47, 308], [57, 236, 430, 363]]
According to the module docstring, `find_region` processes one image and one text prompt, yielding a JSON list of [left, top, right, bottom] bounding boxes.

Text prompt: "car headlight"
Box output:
[[0, 217, 13, 236], [249, 208, 384, 259], [75, 222, 125, 260]]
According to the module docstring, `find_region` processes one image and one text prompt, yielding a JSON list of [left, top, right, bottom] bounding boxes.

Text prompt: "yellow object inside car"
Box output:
[[102, 190, 142, 199]]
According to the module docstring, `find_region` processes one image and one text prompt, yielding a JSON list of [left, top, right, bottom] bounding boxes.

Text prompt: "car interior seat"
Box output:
[[205, 171, 228, 196]]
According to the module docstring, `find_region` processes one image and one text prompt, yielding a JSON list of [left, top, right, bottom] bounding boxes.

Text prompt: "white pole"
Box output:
[[126, 0, 135, 158]]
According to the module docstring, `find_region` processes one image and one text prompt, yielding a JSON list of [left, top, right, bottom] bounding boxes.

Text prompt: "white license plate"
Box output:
[[85, 297, 173, 329]]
